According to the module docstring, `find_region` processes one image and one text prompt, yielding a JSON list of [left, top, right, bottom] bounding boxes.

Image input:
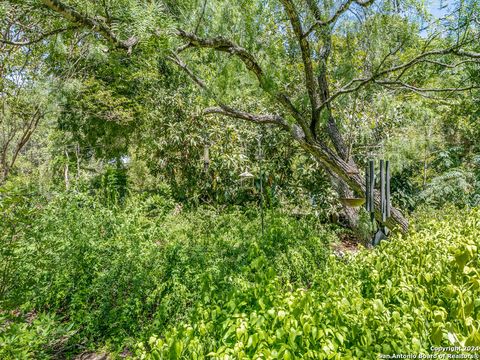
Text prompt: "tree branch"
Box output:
[[203, 106, 289, 129], [41, 0, 138, 53], [174, 30, 309, 135], [167, 52, 209, 91], [175, 29, 265, 85], [193, 0, 208, 35], [453, 49, 480, 58], [280, 0, 318, 124], [374, 79, 480, 93], [422, 59, 479, 68], [318, 46, 480, 111], [0, 26, 77, 46], [304, 0, 374, 37], [167, 53, 290, 131]]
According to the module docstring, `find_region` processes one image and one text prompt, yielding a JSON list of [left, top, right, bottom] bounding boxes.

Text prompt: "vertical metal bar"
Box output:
[[369, 160, 375, 221], [386, 160, 391, 219], [365, 164, 370, 212], [258, 136, 264, 239], [380, 159, 386, 222]]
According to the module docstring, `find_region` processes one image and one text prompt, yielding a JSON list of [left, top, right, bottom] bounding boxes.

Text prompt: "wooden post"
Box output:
[[365, 164, 370, 212]]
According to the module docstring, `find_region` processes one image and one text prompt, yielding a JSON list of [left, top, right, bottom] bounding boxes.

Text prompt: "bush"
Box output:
[[5, 187, 479, 359], [0, 181, 41, 302], [0, 190, 332, 357], [137, 208, 480, 359], [419, 168, 475, 208], [0, 312, 76, 359]]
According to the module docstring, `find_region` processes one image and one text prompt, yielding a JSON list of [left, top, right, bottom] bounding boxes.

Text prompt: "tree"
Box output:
[[7, 0, 480, 232], [167, 0, 480, 232], [0, 6, 55, 183]]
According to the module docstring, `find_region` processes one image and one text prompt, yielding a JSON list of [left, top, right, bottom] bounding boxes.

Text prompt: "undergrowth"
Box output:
[[0, 190, 333, 358], [137, 207, 480, 359]]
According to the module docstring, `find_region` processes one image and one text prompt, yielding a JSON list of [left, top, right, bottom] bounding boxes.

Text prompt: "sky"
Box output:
[[428, 0, 451, 18]]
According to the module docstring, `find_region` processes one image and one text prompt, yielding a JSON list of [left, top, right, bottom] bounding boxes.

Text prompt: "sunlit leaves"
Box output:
[[138, 207, 480, 358]]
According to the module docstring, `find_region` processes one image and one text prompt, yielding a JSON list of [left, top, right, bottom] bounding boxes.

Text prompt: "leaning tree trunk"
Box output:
[[338, 181, 360, 228], [294, 133, 409, 233], [316, 61, 361, 229], [324, 167, 360, 229], [325, 119, 360, 230]]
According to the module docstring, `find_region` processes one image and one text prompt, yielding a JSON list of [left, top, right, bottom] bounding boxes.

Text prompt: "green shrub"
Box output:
[[5, 187, 480, 359], [0, 181, 41, 302], [0, 312, 76, 359], [420, 168, 475, 208], [137, 208, 480, 359], [1, 190, 331, 357]]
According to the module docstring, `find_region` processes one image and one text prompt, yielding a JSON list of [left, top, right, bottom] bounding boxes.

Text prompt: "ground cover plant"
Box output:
[[2, 187, 480, 358], [136, 208, 480, 359]]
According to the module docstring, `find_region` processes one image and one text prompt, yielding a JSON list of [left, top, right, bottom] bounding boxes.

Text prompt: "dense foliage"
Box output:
[[137, 208, 480, 359], [0, 189, 333, 358], [2, 189, 480, 358], [1, 0, 480, 358]]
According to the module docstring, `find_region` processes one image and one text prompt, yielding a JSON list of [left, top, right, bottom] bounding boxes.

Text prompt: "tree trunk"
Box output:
[[325, 167, 359, 229], [323, 117, 361, 230], [338, 181, 359, 229], [294, 135, 409, 233], [317, 64, 361, 230]]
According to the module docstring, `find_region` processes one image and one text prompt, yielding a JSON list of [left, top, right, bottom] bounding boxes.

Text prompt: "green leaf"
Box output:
[[431, 324, 443, 346]]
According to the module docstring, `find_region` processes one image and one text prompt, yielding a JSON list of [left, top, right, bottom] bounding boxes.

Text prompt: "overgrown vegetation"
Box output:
[[2, 189, 479, 358], [1, 0, 480, 358], [136, 208, 480, 359], [0, 189, 333, 358]]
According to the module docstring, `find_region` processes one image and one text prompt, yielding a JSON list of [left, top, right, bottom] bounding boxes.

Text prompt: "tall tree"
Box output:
[[6, 0, 480, 232]]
